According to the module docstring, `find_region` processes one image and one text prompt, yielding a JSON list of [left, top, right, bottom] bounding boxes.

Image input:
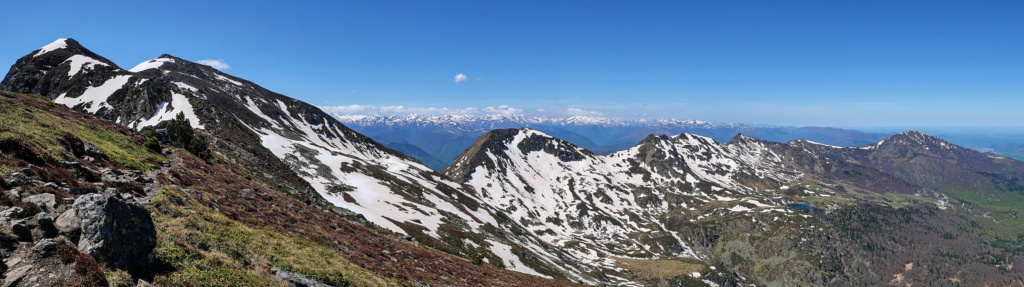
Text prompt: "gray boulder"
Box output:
[[32, 239, 58, 255], [55, 208, 81, 242], [35, 212, 52, 226], [273, 268, 332, 287], [0, 207, 23, 219], [73, 194, 156, 270], [23, 193, 55, 211], [34, 212, 58, 238], [81, 141, 105, 160], [10, 219, 32, 242]]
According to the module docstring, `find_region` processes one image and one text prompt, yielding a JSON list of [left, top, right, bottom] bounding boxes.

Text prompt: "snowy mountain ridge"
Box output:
[[442, 128, 812, 278], [9, 38, 1024, 286], [1, 38, 603, 283]]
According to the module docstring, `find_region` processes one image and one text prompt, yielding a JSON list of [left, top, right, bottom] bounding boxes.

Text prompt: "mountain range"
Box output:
[[335, 114, 895, 171], [2, 38, 1023, 286]]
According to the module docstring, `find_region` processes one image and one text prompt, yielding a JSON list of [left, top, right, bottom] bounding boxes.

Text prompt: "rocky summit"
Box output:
[[1, 39, 1024, 286]]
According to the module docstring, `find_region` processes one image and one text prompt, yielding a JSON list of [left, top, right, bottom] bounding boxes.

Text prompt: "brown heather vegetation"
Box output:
[[56, 244, 110, 287]]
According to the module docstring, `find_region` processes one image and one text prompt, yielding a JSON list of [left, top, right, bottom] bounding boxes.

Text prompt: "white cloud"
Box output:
[[566, 108, 604, 117], [453, 73, 469, 83], [482, 105, 522, 114], [196, 59, 230, 70]]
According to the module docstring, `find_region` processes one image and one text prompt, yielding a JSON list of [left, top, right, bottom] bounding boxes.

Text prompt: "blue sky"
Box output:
[[2, 1, 1023, 128]]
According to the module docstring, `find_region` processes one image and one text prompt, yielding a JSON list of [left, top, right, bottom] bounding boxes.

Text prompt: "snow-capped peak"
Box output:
[[129, 57, 176, 73], [33, 38, 69, 57]]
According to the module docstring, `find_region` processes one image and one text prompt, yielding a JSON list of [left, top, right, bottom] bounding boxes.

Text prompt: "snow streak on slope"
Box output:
[[53, 75, 134, 113], [64, 55, 110, 76], [134, 93, 204, 129]]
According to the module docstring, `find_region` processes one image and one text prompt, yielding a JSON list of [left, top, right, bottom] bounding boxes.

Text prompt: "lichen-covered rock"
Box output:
[[73, 193, 156, 270]]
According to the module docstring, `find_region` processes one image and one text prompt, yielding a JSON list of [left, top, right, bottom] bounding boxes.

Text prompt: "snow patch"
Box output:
[[53, 75, 133, 113], [34, 38, 68, 57], [63, 55, 108, 76], [801, 140, 842, 149], [174, 82, 198, 92], [130, 58, 175, 73], [215, 74, 243, 86], [485, 239, 550, 278], [134, 93, 204, 129]]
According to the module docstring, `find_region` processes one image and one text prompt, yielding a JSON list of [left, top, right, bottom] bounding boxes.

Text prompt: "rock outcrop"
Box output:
[[73, 193, 156, 271]]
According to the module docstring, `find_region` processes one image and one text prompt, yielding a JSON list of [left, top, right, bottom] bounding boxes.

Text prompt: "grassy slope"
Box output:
[[0, 91, 164, 170], [1, 90, 386, 285]]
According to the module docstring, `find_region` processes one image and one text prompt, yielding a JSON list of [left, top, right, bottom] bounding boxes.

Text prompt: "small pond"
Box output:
[[788, 201, 825, 212]]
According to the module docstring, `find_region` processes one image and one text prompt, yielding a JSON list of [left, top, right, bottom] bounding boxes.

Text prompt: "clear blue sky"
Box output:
[[2, 1, 1023, 128]]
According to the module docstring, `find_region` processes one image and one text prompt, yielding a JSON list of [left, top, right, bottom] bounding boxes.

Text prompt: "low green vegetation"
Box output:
[[0, 91, 164, 170], [947, 188, 1024, 241], [802, 195, 854, 207], [614, 257, 707, 281], [148, 187, 396, 286]]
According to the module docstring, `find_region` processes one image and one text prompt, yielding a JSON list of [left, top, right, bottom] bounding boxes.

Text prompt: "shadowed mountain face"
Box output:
[[5, 39, 1024, 286]]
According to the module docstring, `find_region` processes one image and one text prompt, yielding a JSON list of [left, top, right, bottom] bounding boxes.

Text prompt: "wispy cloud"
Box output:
[[453, 73, 469, 83], [196, 59, 230, 70]]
